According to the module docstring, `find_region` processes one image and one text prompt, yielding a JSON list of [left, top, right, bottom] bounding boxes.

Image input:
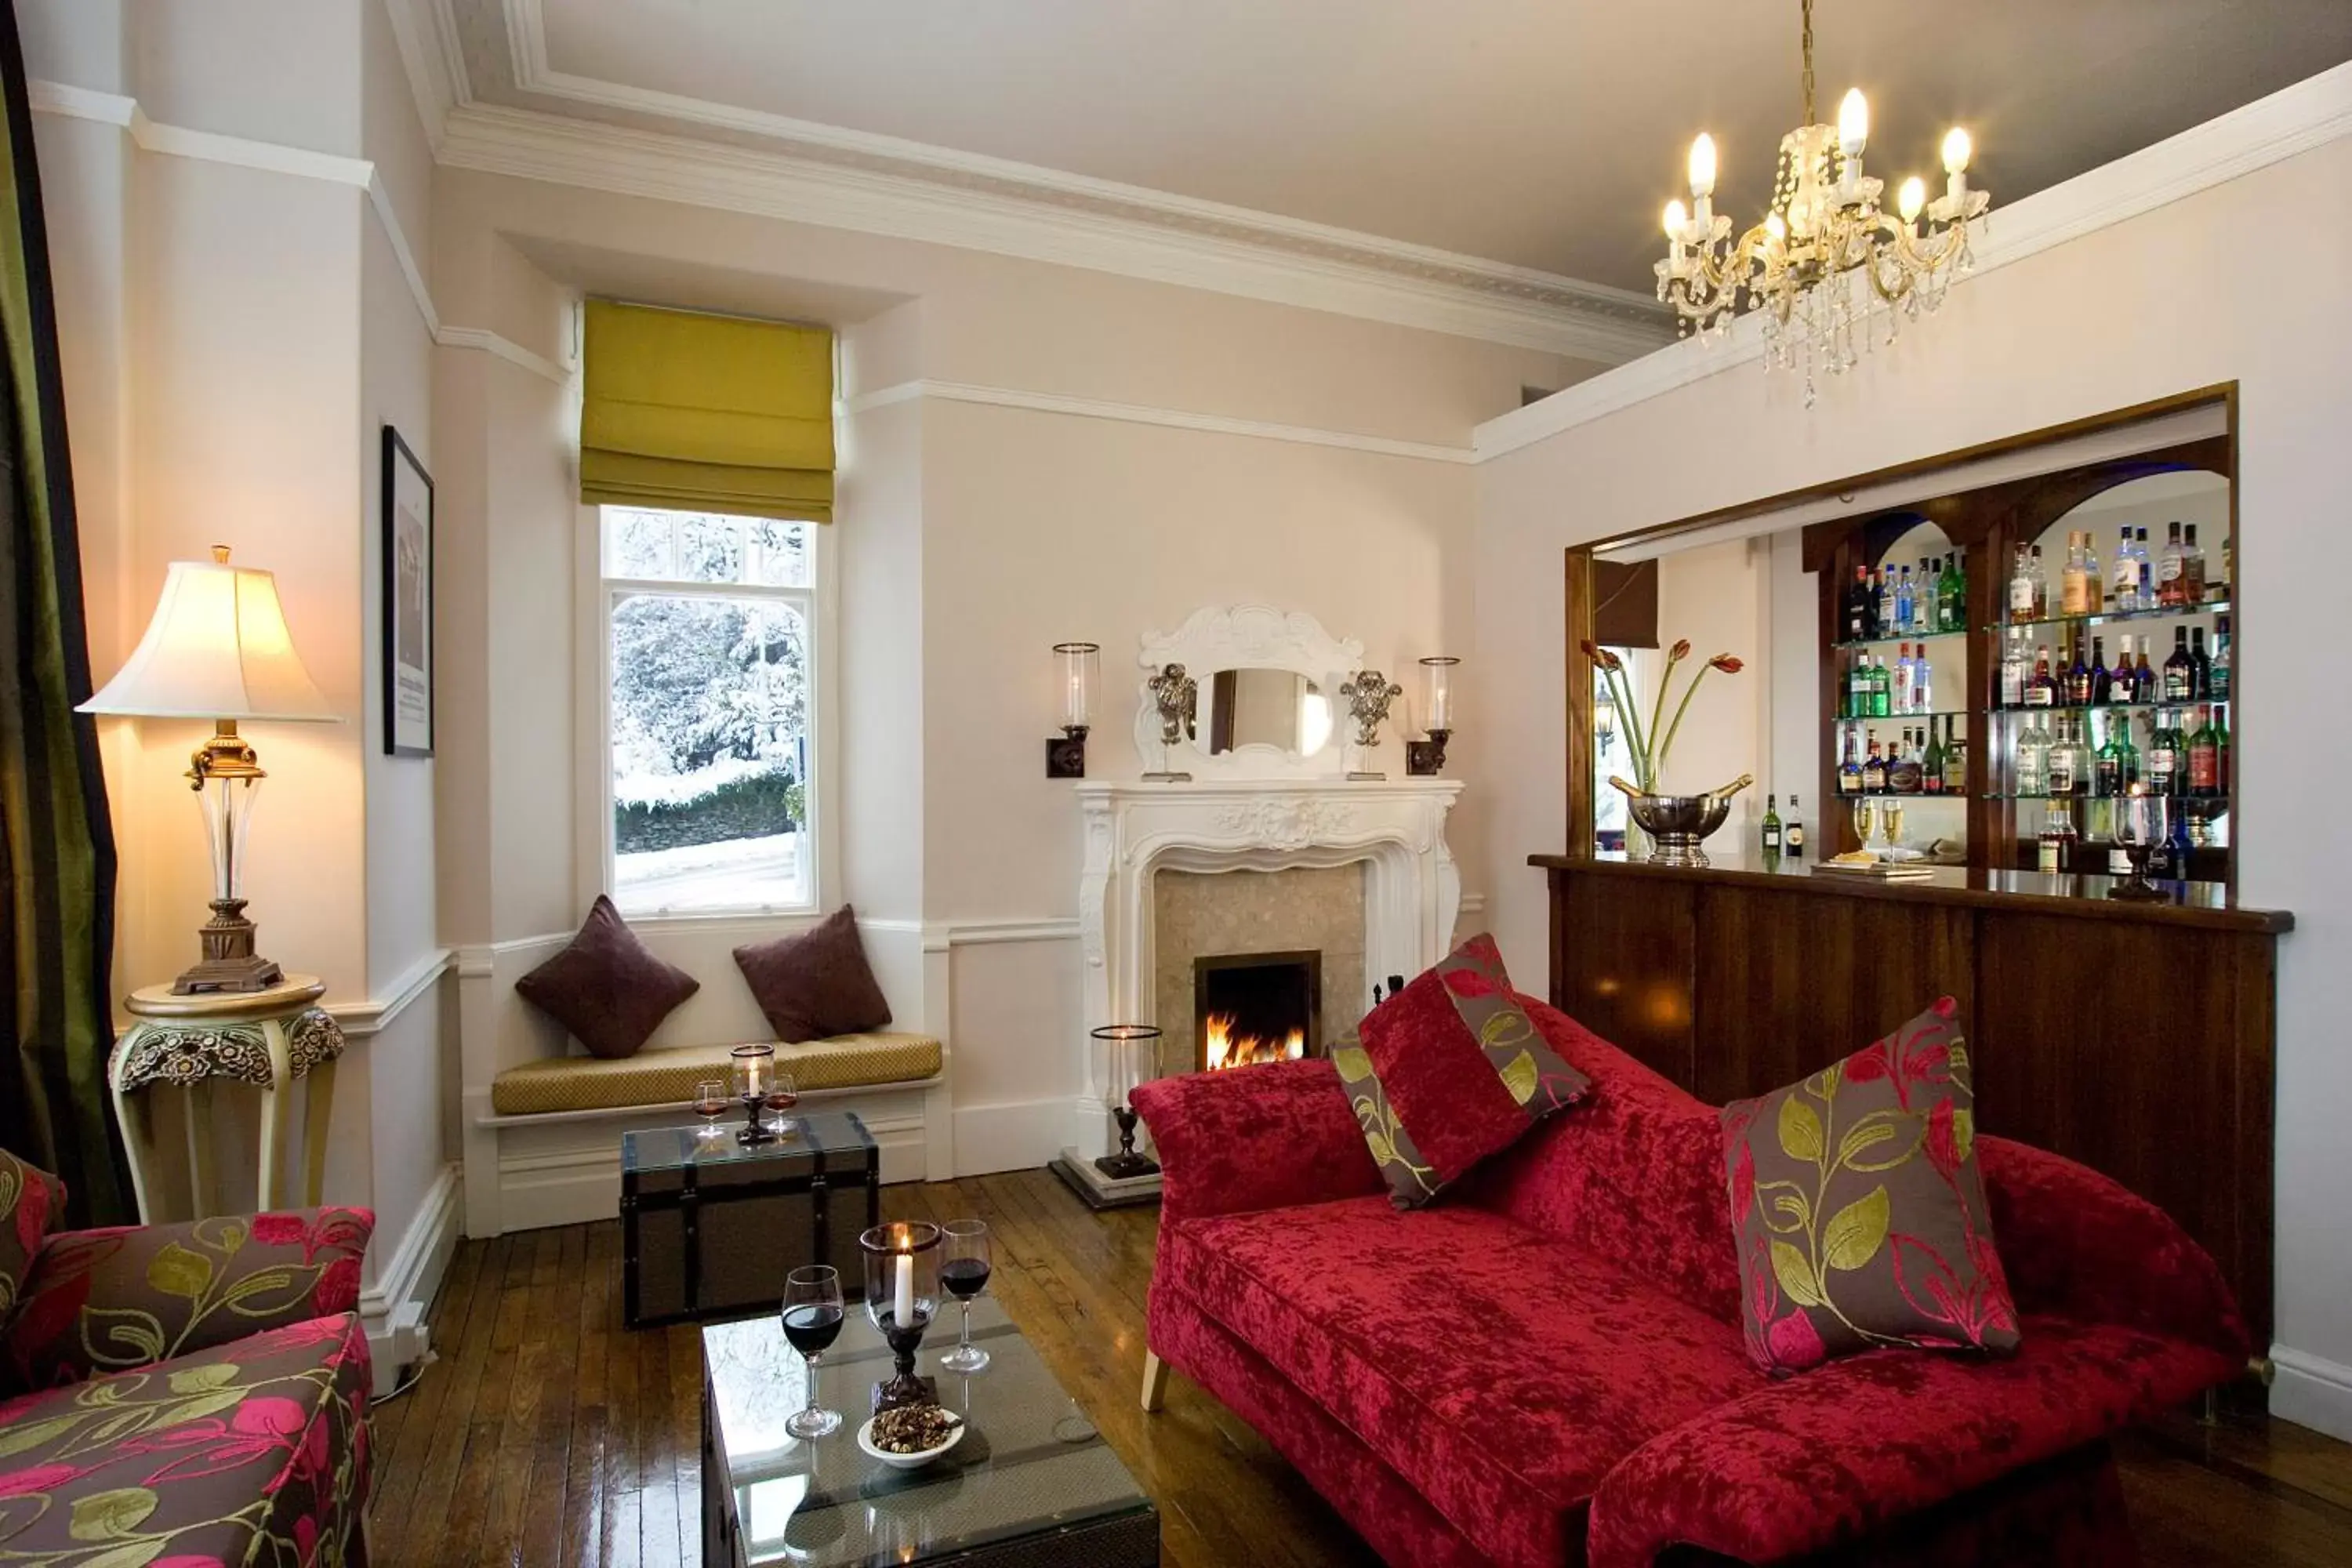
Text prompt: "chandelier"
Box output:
[[1655, 0, 1990, 402]]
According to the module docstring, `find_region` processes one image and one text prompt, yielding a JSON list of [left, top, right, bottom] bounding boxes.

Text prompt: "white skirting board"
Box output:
[[359, 1163, 460, 1399], [2270, 1344, 2352, 1443], [952, 1098, 1084, 1178]]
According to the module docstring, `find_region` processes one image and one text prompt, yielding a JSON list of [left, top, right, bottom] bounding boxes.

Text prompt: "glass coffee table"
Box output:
[[700, 1296, 1160, 1566]]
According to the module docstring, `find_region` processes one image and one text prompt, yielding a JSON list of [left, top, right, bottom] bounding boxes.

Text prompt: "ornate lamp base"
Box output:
[[173, 898, 285, 996], [1094, 1104, 1161, 1180]]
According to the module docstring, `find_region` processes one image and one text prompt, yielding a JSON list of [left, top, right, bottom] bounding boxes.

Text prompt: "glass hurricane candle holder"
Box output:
[[860, 1221, 941, 1410], [1091, 1024, 1163, 1180], [1047, 641, 1101, 778], [1406, 656, 1461, 775], [730, 1043, 779, 1145]]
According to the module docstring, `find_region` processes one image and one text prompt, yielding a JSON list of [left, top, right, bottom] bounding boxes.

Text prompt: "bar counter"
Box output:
[[1528, 848, 2289, 1352]]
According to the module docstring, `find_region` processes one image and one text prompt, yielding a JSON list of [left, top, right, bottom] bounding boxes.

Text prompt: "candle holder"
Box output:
[[2107, 829, 2172, 903], [1047, 641, 1099, 779], [1091, 1024, 1163, 1181], [860, 1221, 942, 1411], [1406, 656, 1459, 776], [730, 1043, 780, 1145]]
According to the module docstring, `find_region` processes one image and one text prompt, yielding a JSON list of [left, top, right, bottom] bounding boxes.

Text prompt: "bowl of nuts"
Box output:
[[857, 1403, 964, 1470]]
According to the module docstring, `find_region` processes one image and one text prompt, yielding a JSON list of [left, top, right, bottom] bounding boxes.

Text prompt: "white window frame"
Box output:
[[575, 506, 838, 922]]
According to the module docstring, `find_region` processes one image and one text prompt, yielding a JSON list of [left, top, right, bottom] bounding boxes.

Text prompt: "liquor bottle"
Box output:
[[2213, 706, 2231, 794], [2108, 525, 2140, 611], [2183, 525, 2208, 603], [2099, 713, 2139, 799], [1873, 654, 1893, 717], [2029, 545, 2049, 618], [2187, 705, 2220, 794], [1862, 735, 1887, 794], [1890, 731, 1924, 795], [2046, 716, 2080, 798], [1761, 793, 1784, 857], [2014, 713, 2049, 797], [2081, 532, 2103, 613], [1785, 797, 1806, 859], [2089, 635, 2112, 706], [1911, 644, 1932, 714], [1998, 629, 2025, 709], [2133, 641, 2158, 704], [2136, 527, 2155, 605], [2162, 626, 2195, 702], [2007, 544, 2036, 622], [1843, 565, 1870, 641], [2167, 796, 2195, 862], [1895, 568, 1916, 635], [1878, 570, 1900, 640], [2145, 801, 2176, 879], [2038, 801, 2078, 873], [2066, 634, 2092, 707], [1838, 733, 1862, 796], [1893, 644, 1914, 715], [1922, 723, 1944, 794], [2107, 636, 2132, 702], [2157, 521, 2186, 607], [1937, 554, 1965, 633], [2026, 644, 2057, 707], [2190, 626, 2212, 699], [2146, 710, 2179, 797], [1846, 655, 1867, 717], [2060, 531, 2089, 615], [1940, 716, 1968, 794], [2209, 615, 2232, 702]]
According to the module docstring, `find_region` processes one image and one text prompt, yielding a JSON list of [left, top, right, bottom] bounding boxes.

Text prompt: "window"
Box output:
[[597, 506, 817, 915]]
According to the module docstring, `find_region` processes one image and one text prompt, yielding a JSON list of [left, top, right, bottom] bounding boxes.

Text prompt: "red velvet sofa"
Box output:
[[1131, 995, 2246, 1568]]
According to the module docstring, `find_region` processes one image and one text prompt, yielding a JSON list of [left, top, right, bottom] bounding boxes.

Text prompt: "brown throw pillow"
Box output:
[[1337, 934, 1591, 1208], [734, 905, 892, 1043], [1720, 997, 2020, 1375], [514, 895, 699, 1060]]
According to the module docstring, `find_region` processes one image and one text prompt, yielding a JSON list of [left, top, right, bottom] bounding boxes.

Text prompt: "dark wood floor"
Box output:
[[368, 1170, 2352, 1566]]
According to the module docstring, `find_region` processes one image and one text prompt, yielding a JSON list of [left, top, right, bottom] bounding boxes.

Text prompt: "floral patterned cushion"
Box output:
[[0, 1312, 370, 1565], [1720, 997, 2022, 1374], [1339, 934, 1592, 1207], [0, 1152, 67, 1332], [5, 1210, 372, 1392]]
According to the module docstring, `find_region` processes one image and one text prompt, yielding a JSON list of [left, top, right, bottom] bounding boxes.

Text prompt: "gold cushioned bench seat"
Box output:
[[490, 1033, 943, 1116]]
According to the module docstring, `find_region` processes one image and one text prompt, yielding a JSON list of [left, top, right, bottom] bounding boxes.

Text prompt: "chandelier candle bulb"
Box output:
[[1838, 89, 1869, 158], [1688, 132, 1717, 198]]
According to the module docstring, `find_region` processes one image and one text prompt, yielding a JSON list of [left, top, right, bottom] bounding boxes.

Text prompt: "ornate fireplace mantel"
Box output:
[[1069, 777, 1463, 1156]]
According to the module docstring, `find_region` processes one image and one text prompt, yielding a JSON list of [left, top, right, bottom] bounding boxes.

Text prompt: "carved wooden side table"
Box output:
[[109, 973, 344, 1221]]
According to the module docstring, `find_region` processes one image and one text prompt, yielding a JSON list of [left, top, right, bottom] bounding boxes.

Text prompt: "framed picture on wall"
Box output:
[[381, 425, 434, 757]]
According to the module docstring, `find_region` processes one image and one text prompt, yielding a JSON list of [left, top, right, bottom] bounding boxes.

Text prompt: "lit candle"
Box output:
[[1837, 89, 1870, 160], [1065, 673, 1084, 725], [893, 1249, 915, 1330], [1942, 126, 1973, 205], [1898, 176, 1926, 225]]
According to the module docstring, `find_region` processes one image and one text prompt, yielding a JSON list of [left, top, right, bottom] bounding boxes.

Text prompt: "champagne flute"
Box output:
[[694, 1078, 728, 1140], [780, 1265, 844, 1439], [762, 1067, 800, 1137], [939, 1219, 993, 1374], [1850, 798, 1877, 854]]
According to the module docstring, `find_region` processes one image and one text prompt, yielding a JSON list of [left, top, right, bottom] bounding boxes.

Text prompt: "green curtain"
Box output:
[[0, 0, 127, 1225]]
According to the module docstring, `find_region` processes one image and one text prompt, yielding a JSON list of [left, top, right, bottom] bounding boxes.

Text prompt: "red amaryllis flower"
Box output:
[[1580, 639, 1624, 671], [1709, 654, 1745, 673], [1668, 638, 1692, 662]]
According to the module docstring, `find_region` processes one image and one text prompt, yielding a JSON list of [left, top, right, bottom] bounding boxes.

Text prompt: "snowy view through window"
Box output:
[[604, 508, 813, 914]]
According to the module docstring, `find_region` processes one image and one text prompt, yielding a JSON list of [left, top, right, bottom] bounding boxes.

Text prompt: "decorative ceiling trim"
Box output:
[[437, 99, 1666, 362], [842, 379, 1476, 466], [382, 0, 466, 154], [406, 0, 1673, 361], [1473, 58, 2352, 462]]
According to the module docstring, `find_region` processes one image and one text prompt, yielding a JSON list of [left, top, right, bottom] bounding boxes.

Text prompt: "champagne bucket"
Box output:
[[1618, 775, 1752, 868]]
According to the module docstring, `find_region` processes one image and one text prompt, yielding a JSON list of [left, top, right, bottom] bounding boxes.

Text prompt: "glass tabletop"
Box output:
[[703, 1298, 1153, 1565], [624, 1109, 874, 1176]]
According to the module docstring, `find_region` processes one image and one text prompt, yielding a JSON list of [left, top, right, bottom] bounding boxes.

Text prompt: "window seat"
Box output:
[[488, 1033, 943, 1116]]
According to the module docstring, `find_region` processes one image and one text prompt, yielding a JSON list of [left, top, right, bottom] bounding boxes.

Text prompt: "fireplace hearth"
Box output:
[[1193, 949, 1323, 1072]]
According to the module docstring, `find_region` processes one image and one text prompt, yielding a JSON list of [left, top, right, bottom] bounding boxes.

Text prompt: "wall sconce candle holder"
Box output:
[[1405, 656, 1460, 776], [1047, 641, 1100, 778]]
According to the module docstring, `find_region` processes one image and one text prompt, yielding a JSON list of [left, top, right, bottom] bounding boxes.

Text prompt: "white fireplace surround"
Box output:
[[1070, 777, 1463, 1155]]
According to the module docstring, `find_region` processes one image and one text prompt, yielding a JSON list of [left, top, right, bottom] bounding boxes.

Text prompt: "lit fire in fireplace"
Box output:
[[1203, 1013, 1307, 1072]]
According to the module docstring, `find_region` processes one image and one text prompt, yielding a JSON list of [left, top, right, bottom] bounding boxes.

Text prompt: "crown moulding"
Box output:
[[396, 0, 1675, 362]]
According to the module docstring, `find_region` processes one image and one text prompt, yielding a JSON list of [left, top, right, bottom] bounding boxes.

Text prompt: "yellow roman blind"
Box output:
[[579, 299, 835, 522]]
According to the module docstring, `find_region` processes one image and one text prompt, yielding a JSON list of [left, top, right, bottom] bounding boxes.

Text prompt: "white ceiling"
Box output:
[[487, 0, 2352, 296]]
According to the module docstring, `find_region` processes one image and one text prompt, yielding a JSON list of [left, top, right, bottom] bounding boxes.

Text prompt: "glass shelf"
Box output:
[[1988, 596, 2232, 634], [1833, 629, 1968, 651], [1987, 699, 2230, 717], [1835, 708, 1972, 723], [1983, 793, 2230, 805]]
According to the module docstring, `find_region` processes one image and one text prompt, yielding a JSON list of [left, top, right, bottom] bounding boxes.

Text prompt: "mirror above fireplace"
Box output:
[[1131, 604, 1363, 780]]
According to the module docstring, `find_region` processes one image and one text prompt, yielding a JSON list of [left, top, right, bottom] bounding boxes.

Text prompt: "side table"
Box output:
[[109, 973, 346, 1222]]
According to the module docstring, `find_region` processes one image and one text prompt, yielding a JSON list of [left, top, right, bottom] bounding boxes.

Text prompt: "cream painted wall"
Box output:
[[1474, 132, 2352, 1436]]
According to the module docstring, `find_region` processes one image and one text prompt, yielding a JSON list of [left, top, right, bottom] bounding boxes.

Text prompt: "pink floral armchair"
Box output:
[[0, 1149, 374, 1566]]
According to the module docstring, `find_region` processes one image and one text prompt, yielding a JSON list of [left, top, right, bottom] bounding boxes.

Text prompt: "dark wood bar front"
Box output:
[[1530, 852, 2290, 1351]]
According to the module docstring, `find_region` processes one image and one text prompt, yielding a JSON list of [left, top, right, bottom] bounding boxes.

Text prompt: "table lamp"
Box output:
[[78, 546, 337, 993]]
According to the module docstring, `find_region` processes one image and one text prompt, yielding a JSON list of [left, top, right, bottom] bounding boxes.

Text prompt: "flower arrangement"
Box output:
[[1583, 637, 1744, 794]]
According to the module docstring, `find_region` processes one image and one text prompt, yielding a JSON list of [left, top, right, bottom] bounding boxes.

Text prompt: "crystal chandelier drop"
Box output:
[[1655, 0, 1990, 403]]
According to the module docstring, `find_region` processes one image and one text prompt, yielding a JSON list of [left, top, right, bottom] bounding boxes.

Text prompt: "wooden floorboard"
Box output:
[[374, 1177, 2352, 1567]]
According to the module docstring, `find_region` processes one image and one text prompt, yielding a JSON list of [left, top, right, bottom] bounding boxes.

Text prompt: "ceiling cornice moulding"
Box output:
[[407, 0, 1672, 361], [437, 98, 1670, 361], [1472, 59, 2352, 463]]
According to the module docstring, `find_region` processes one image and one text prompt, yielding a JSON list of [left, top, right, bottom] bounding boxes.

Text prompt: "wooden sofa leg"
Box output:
[[1141, 1349, 1170, 1412]]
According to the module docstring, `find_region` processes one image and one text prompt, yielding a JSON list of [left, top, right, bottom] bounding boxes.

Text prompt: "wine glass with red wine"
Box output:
[[762, 1068, 800, 1138], [780, 1264, 844, 1439], [939, 1219, 992, 1374], [694, 1079, 728, 1140]]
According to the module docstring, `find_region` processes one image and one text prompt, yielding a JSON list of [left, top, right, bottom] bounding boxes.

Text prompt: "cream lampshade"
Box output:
[[80, 546, 337, 993]]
